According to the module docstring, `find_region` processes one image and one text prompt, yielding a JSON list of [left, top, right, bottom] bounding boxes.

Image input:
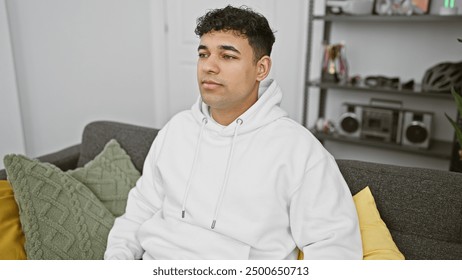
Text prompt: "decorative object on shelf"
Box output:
[[364, 75, 400, 89], [392, 0, 414, 15], [337, 99, 434, 149], [439, 0, 459, 15], [321, 42, 349, 84], [401, 110, 433, 149], [337, 99, 403, 143], [326, 0, 374, 15], [338, 103, 363, 138], [315, 117, 336, 134], [375, 0, 393, 14], [348, 75, 362, 86], [360, 99, 404, 144], [421, 61, 462, 93], [401, 79, 415, 90], [375, 0, 413, 15], [364, 75, 415, 91], [411, 0, 431, 14]]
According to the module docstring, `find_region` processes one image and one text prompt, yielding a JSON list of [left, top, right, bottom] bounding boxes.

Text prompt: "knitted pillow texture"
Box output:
[[67, 139, 141, 217], [4, 140, 140, 259], [4, 155, 115, 260]]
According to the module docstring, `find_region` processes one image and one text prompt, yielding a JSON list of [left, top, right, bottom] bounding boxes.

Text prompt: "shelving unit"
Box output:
[[309, 80, 454, 100], [307, 82, 453, 160], [312, 130, 452, 159], [313, 14, 462, 22], [302, 0, 462, 169]]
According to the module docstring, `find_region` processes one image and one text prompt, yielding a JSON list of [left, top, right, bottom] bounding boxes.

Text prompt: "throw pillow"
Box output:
[[353, 186, 405, 260], [0, 180, 27, 260], [298, 186, 404, 260], [67, 139, 140, 217], [3, 155, 115, 260]]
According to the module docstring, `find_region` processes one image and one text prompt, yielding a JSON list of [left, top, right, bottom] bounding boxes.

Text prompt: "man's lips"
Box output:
[[201, 79, 223, 90]]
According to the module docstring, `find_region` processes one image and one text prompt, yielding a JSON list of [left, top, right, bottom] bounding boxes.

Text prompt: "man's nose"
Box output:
[[201, 56, 219, 74]]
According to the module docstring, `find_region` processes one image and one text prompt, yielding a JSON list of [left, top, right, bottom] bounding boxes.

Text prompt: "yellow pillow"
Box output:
[[298, 186, 404, 260], [0, 180, 27, 260], [353, 186, 404, 260]]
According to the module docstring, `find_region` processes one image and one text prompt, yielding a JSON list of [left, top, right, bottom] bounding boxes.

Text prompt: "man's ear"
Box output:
[[256, 56, 272, 82]]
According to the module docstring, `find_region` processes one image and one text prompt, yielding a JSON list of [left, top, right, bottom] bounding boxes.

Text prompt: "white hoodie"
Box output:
[[104, 79, 362, 260]]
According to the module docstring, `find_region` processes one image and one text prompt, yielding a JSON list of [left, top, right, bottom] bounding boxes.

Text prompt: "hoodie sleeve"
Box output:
[[289, 155, 363, 260], [104, 126, 167, 260]]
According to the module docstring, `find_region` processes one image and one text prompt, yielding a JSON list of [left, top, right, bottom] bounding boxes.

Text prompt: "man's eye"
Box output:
[[198, 53, 208, 58], [223, 55, 236, 60]]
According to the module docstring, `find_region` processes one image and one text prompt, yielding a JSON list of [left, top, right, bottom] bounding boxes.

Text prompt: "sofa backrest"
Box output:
[[77, 121, 159, 172], [337, 159, 462, 260]]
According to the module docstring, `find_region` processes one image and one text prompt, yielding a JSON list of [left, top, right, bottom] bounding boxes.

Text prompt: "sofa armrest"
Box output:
[[0, 144, 81, 180]]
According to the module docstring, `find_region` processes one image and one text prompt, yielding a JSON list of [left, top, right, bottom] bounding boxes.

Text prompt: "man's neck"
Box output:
[[210, 106, 249, 126], [208, 84, 260, 126]]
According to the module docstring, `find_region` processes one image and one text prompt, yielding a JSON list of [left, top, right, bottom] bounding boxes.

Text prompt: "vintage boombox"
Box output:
[[338, 101, 433, 149]]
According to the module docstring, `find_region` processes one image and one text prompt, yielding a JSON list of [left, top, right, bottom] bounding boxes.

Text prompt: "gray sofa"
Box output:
[[2, 120, 462, 260]]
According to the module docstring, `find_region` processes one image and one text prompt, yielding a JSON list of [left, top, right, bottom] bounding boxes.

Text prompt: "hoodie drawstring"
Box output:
[[181, 117, 243, 230], [211, 118, 243, 229], [181, 117, 208, 219]]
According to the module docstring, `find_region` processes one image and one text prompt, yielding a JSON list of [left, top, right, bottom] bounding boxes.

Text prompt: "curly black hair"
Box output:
[[195, 5, 275, 62]]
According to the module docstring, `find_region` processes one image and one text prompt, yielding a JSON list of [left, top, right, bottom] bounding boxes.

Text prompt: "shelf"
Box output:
[[313, 15, 462, 22], [312, 131, 453, 159], [308, 80, 454, 100], [303, 4, 460, 168]]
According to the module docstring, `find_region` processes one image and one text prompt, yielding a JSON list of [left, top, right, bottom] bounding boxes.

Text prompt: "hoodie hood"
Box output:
[[191, 79, 288, 136]]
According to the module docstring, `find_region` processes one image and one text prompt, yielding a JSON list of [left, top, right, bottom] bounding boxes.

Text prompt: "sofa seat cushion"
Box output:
[[390, 231, 462, 260]]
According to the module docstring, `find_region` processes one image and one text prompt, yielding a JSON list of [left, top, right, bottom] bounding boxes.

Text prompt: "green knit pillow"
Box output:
[[3, 154, 115, 260], [67, 139, 141, 217]]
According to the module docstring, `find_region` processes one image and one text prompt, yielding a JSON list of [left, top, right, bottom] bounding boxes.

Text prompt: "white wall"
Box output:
[[0, 0, 25, 170], [5, 0, 156, 158]]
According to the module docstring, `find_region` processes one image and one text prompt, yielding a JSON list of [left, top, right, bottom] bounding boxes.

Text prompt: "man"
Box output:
[[104, 5, 362, 260]]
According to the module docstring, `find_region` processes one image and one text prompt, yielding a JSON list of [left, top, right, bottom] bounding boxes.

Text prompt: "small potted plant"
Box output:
[[446, 38, 462, 161], [445, 87, 462, 160]]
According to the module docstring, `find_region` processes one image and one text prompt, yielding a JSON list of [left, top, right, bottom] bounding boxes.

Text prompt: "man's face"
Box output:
[[197, 30, 263, 117]]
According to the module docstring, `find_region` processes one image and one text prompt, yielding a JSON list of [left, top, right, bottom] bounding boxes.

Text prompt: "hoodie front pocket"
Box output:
[[137, 211, 250, 259]]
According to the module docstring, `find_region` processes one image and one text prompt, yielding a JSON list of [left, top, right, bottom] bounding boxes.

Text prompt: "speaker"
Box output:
[[338, 103, 362, 138], [402, 111, 433, 149]]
